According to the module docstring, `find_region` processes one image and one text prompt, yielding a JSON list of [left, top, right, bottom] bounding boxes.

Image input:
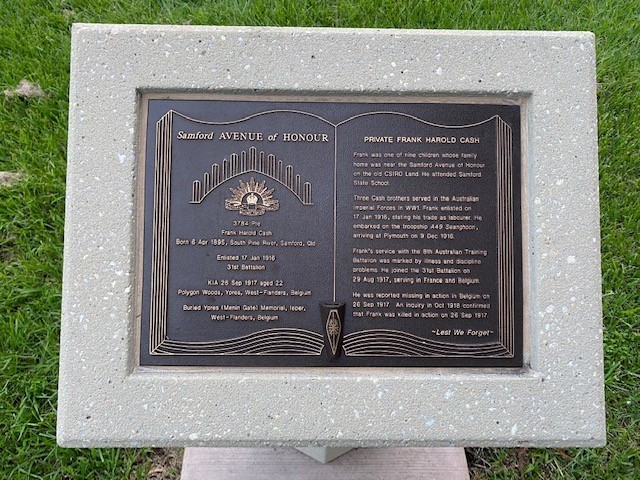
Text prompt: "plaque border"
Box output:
[[141, 99, 520, 361]]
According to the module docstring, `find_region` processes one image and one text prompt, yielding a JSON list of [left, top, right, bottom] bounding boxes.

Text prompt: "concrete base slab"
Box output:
[[181, 447, 469, 479]]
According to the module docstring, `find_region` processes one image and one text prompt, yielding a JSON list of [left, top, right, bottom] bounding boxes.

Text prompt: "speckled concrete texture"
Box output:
[[58, 25, 604, 447]]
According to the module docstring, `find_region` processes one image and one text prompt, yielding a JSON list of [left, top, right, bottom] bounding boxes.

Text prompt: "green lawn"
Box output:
[[1, 1, 638, 478]]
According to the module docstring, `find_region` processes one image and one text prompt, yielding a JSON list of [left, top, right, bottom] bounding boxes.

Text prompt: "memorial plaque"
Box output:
[[139, 96, 522, 367], [60, 25, 605, 448]]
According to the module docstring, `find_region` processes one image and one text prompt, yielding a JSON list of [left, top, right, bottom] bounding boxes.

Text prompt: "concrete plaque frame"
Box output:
[[58, 24, 604, 447]]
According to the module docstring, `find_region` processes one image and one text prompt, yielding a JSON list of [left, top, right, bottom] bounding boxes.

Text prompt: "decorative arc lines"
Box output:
[[190, 146, 313, 205]]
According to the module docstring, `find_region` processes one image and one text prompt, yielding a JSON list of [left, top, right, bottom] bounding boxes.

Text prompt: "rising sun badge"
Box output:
[[224, 177, 280, 216]]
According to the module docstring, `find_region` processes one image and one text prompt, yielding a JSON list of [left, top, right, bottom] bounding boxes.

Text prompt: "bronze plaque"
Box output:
[[139, 97, 523, 367]]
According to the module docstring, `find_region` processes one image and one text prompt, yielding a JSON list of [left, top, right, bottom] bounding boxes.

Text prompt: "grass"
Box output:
[[1, 0, 638, 478]]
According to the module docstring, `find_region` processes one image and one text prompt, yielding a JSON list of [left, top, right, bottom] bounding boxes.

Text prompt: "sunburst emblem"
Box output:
[[224, 177, 279, 216]]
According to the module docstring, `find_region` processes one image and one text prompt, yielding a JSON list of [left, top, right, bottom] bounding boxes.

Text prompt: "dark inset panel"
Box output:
[[139, 98, 522, 367]]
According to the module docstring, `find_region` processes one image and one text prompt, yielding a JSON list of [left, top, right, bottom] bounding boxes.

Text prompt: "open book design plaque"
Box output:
[[139, 97, 523, 367]]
